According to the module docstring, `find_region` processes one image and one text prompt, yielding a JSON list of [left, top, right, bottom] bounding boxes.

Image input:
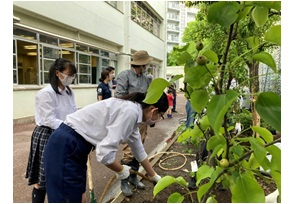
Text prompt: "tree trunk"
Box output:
[[247, 61, 260, 137]]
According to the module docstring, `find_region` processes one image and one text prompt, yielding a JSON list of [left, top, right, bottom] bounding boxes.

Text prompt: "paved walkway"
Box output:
[[13, 92, 188, 203]]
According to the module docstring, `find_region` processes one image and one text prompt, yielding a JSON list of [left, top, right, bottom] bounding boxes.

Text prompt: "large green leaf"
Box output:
[[153, 175, 176, 197], [265, 25, 281, 46], [177, 51, 192, 65], [231, 173, 265, 202], [184, 65, 210, 89], [207, 135, 226, 151], [251, 1, 281, 11], [253, 51, 277, 72], [196, 165, 214, 185], [169, 74, 183, 85], [143, 78, 170, 104], [246, 36, 260, 50], [168, 192, 184, 203], [207, 1, 239, 27], [267, 144, 281, 172], [207, 90, 239, 134], [255, 92, 281, 131], [190, 90, 209, 113], [248, 137, 267, 164], [252, 126, 274, 143], [202, 50, 218, 63], [177, 128, 193, 142], [252, 6, 269, 27]]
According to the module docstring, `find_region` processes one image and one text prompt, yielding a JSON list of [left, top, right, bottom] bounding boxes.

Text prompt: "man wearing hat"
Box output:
[[115, 50, 153, 196]]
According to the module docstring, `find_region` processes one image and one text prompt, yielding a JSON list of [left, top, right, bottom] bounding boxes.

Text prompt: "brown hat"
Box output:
[[129, 50, 153, 65]]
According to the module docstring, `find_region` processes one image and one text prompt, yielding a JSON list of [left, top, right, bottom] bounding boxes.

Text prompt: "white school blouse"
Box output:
[[34, 84, 77, 129], [64, 97, 147, 165]]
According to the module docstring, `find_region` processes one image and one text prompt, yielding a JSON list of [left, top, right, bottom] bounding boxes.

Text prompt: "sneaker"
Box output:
[[129, 175, 145, 189], [121, 179, 133, 197]]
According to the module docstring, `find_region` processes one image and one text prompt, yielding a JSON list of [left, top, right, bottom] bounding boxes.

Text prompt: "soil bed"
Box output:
[[121, 139, 277, 203]]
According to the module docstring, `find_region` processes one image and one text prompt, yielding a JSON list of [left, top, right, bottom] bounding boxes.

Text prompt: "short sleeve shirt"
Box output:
[[97, 82, 111, 100]]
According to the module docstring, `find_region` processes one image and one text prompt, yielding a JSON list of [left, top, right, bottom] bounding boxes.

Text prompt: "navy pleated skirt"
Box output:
[[44, 123, 94, 203]]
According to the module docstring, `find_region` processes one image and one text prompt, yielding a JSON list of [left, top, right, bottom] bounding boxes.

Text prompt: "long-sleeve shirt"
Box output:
[[34, 84, 77, 129], [115, 69, 150, 97], [64, 97, 148, 165]]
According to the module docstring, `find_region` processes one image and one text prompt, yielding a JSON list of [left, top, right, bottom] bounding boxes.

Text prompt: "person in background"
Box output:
[[44, 92, 168, 203], [169, 75, 177, 113], [25, 58, 77, 203], [185, 100, 196, 128], [115, 50, 152, 196], [97, 70, 112, 101], [166, 89, 174, 119]]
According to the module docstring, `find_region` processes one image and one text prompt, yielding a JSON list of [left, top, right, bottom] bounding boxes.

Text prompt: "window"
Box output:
[[41, 46, 60, 84], [131, 1, 161, 37], [77, 53, 91, 84]]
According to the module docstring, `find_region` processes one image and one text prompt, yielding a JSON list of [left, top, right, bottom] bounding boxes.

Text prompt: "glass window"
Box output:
[[40, 34, 58, 46], [59, 39, 74, 48], [100, 51, 109, 57], [13, 40, 17, 84], [76, 44, 89, 52], [43, 46, 60, 59], [89, 47, 99, 54], [131, 1, 161, 37], [101, 58, 109, 71], [13, 28, 37, 40], [77, 53, 91, 84]]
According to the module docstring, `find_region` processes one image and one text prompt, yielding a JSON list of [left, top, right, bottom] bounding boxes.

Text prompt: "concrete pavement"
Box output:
[[13, 92, 188, 203]]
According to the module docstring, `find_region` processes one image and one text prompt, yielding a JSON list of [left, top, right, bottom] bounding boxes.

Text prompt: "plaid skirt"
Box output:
[[25, 125, 54, 189]]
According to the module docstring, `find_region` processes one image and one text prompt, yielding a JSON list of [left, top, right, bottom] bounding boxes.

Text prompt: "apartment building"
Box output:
[[13, 1, 167, 123], [166, 1, 198, 89]]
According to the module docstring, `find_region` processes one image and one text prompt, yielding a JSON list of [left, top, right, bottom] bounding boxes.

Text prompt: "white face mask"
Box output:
[[144, 108, 159, 126], [144, 118, 157, 126], [59, 72, 75, 86]]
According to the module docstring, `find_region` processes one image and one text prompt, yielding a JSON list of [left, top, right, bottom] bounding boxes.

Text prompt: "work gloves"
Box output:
[[149, 173, 161, 183], [116, 165, 131, 180]]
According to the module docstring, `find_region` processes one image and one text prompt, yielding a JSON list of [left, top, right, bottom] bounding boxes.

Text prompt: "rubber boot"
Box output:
[[129, 158, 145, 189], [188, 175, 197, 190], [121, 177, 133, 197]]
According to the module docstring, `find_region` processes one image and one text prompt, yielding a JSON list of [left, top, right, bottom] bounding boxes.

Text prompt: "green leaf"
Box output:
[[184, 65, 210, 89], [248, 137, 267, 164], [252, 6, 269, 27], [197, 182, 213, 202], [253, 51, 277, 72], [251, 1, 281, 11], [196, 165, 214, 186], [190, 90, 209, 113], [252, 126, 274, 143], [168, 192, 184, 203], [143, 78, 170, 104], [178, 51, 193, 65], [246, 36, 260, 50], [169, 74, 183, 85], [237, 5, 253, 21], [176, 176, 188, 187], [177, 128, 193, 142], [231, 173, 265, 202], [206, 196, 218, 203], [255, 92, 281, 131], [207, 90, 239, 134], [265, 25, 281, 46], [267, 144, 281, 172], [207, 1, 240, 27], [207, 135, 226, 151], [153, 175, 176, 197], [202, 50, 218, 63]]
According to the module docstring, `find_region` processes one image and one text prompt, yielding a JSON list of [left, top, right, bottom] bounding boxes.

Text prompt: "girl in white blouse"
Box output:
[[25, 58, 77, 203], [44, 92, 168, 203]]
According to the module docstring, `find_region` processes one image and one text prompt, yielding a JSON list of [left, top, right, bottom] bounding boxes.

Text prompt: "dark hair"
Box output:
[[117, 92, 168, 113], [99, 70, 110, 82], [167, 89, 173, 94], [106, 66, 115, 73], [49, 58, 77, 95]]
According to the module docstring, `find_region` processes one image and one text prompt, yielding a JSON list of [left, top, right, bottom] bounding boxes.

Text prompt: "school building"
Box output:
[[13, 1, 168, 123]]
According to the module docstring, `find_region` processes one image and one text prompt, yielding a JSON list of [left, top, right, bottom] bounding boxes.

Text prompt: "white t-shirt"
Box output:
[[64, 97, 147, 165]]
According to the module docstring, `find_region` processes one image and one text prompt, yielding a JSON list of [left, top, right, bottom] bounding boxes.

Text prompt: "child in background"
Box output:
[[167, 89, 174, 118]]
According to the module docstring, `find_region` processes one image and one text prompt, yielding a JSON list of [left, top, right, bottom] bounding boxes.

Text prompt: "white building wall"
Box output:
[[13, 1, 167, 122]]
